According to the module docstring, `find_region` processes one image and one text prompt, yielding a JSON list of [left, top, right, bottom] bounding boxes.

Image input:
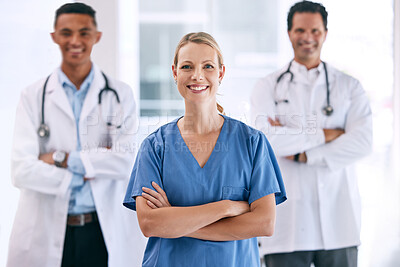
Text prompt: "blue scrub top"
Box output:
[[124, 115, 286, 267]]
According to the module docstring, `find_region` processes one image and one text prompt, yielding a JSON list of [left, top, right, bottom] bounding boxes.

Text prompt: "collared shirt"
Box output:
[[290, 60, 323, 86], [58, 66, 96, 215]]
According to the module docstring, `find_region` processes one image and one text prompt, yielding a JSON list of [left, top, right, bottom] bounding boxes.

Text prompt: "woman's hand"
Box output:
[[142, 182, 250, 217], [142, 181, 171, 209]]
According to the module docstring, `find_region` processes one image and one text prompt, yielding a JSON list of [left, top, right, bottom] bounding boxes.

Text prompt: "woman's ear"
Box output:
[[218, 64, 226, 83], [172, 64, 177, 81]]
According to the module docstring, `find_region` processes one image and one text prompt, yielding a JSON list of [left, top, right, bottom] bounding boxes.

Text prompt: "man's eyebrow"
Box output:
[[79, 27, 93, 32]]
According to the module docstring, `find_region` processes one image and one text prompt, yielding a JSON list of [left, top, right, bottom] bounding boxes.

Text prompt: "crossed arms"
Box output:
[[136, 182, 276, 241], [268, 117, 344, 163], [251, 77, 372, 170]]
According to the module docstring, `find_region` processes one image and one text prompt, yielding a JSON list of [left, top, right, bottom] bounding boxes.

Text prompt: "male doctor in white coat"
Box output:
[[251, 1, 372, 267], [7, 3, 145, 267]]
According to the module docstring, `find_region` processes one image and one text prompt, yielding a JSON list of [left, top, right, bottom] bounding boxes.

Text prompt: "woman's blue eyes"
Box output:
[[180, 64, 214, 69]]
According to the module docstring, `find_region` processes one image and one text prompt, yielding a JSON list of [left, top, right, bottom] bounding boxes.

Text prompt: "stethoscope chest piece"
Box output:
[[38, 123, 50, 138], [322, 105, 334, 116]]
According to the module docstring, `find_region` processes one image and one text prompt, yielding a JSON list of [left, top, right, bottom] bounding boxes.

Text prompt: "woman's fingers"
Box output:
[[142, 186, 161, 199], [142, 184, 171, 207], [141, 182, 171, 208], [141, 191, 163, 208], [146, 200, 158, 209], [151, 181, 171, 206]]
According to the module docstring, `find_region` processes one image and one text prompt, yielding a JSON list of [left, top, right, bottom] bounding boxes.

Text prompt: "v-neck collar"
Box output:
[[174, 114, 227, 169]]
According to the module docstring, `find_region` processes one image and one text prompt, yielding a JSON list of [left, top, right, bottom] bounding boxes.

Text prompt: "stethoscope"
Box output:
[[37, 72, 123, 139], [274, 60, 334, 116]]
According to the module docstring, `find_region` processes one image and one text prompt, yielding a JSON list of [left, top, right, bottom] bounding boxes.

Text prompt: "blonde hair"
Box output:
[[173, 32, 224, 114]]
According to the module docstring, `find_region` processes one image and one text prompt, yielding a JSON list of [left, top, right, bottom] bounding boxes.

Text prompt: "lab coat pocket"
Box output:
[[222, 186, 249, 201]]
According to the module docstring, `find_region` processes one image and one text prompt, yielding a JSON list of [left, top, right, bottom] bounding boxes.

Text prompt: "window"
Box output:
[[138, 0, 279, 117]]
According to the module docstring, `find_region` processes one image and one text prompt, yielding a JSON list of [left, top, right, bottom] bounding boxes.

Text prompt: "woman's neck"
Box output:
[[179, 102, 223, 135]]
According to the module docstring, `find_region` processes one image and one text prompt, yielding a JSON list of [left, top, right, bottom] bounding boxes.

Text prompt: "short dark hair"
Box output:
[[54, 2, 97, 27], [287, 1, 328, 31]]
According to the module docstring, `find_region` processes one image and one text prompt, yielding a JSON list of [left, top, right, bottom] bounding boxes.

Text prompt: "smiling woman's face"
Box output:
[[172, 42, 225, 106]]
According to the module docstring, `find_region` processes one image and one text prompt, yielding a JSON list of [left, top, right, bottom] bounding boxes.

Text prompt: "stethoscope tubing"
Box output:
[[274, 60, 333, 116], [38, 72, 122, 138]]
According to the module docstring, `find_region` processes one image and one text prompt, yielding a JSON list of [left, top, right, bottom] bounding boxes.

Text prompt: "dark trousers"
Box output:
[[61, 220, 108, 267], [264, 246, 358, 267]]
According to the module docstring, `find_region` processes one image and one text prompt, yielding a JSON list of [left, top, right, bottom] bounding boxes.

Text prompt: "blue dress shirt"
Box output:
[[58, 67, 96, 215]]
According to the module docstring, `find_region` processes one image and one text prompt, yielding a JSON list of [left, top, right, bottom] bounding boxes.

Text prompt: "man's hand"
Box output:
[[268, 117, 282, 126], [39, 152, 69, 168], [323, 129, 345, 143], [39, 152, 93, 181], [39, 153, 55, 165], [286, 152, 307, 163]]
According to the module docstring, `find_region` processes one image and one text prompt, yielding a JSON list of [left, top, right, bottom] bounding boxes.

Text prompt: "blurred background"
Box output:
[[0, 0, 399, 266]]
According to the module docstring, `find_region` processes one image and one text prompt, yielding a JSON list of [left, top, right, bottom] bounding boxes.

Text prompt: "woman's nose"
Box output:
[[191, 68, 204, 80]]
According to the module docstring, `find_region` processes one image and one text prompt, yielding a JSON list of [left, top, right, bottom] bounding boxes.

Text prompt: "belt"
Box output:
[[67, 211, 98, 227]]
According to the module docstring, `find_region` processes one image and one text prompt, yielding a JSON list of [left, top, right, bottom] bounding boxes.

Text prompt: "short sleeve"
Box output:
[[123, 137, 164, 211], [248, 133, 287, 205]]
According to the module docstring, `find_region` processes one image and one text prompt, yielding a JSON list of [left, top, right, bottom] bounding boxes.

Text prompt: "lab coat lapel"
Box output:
[[310, 63, 337, 108], [311, 62, 337, 88], [80, 65, 103, 121], [46, 70, 75, 121]]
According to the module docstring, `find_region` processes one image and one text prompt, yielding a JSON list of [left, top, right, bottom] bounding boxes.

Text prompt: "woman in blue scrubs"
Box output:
[[124, 32, 286, 267]]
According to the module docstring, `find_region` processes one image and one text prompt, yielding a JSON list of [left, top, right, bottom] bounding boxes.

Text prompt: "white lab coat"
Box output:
[[251, 61, 372, 255], [7, 65, 146, 267]]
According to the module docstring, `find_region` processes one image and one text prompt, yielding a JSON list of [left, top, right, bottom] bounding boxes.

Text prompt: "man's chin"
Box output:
[[298, 51, 318, 60], [64, 57, 89, 65], [300, 48, 315, 55]]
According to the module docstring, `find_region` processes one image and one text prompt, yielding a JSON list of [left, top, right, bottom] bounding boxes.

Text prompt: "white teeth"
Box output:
[[70, 48, 83, 53], [189, 86, 207, 91]]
